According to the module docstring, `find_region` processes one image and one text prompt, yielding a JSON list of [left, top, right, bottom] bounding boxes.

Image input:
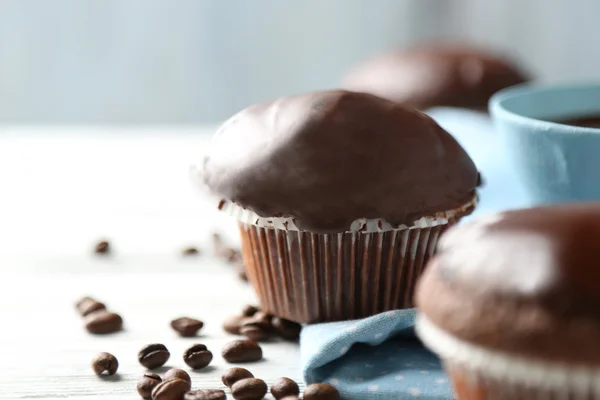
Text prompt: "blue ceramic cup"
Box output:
[[489, 83, 600, 205]]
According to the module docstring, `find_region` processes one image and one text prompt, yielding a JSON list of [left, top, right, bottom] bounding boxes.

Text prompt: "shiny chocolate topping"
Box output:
[[202, 90, 478, 232], [344, 45, 529, 110], [417, 203, 600, 364]]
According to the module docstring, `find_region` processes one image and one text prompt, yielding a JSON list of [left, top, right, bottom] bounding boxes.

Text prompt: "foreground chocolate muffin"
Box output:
[[202, 90, 478, 323], [344, 44, 528, 110], [416, 204, 600, 399]]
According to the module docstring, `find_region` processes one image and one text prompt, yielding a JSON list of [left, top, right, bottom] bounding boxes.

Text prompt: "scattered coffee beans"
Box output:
[[76, 296, 106, 317], [164, 368, 191, 383], [91, 352, 118, 376], [137, 372, 162, 400], [240, 324, 268, 342], [271, 317, 302, 341], [270, 377, 300, 399], [223, 315, 244, 335], [231, 378, 268, 400], [222, 339, 263, 363], [151, 378, 191, 400], [84, 310, 123, 334], [182, 247, 200, 256], [171, 317, 204, 337], [221, 367, 254, 388], [184, 389, 226, 400], [183, 344, 213, 369], [138, 343, 170, 369], [303, 383, 341, 400], [94, 240, 110, 254], [241, 305, 259, 317]]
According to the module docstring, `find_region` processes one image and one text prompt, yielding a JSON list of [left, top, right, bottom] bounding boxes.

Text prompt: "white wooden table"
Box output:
[[0, 127, 301, 399]]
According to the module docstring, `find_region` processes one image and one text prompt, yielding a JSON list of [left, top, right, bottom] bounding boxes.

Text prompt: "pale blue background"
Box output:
[[1, 0, 599, 124]]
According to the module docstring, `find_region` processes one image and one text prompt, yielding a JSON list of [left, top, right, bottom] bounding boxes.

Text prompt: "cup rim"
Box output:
[[489, 82, 600, 135]]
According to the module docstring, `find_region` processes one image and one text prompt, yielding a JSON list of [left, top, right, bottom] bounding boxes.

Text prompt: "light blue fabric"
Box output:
[[300, 109, 531, 400], [301, 310, 452, 399]]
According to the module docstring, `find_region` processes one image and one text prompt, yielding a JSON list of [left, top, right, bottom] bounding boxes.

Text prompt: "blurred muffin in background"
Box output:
[[343, 44, 529, 111]]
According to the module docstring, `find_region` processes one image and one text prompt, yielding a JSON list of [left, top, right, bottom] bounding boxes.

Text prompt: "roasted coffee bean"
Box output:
[[184, 389, 226, 400], [91, 352, 118, 375], [239, 325, 268, 342], [84, 310, 123, 334], [94, 240, 110, 254], [182, 246, 200, 256], [183, 344, 213, 369], [137, 372, 162, 400], [270, 377, 300, 399], [222, 339, 262, 363], [238, 269, 248, 282], [171, 317, 204, 337], [164, 368, 191, 383], [151, 378, 191, 400], [138, 343, 170, 369], [231, 378, 268, 400], [221, 367, 254, 388], [271, 317, 301, 341], [241, 305, 259, 317], [76, 296, 106, 317], [303, 383, 341, 400], [245, 312, 272, 331], [223, 314, 244, 335]]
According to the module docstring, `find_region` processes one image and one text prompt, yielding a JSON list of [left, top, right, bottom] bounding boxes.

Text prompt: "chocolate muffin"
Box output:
[[202, 90, 478, 323], [344, 44, 529, 111], [416, 203, 600, 399]]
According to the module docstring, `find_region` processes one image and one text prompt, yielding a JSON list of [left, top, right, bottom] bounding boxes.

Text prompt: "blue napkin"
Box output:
[[301, 310, 452, 399], [300, 109, 532, 400]]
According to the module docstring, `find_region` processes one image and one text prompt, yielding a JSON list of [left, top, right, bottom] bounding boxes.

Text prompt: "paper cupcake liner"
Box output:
[[219, 196, 477, 233], [416, 314, 600, 399], [239, 221, 453, 323]]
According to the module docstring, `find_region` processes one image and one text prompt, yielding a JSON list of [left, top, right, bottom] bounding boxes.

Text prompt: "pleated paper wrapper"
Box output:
[[223, 198, 476, 323], [417, 314, 600, 400]]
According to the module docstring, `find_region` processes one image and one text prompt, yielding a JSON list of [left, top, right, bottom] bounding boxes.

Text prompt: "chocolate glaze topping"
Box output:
[[344, 45, 529, 110], [417, 203, 600, 365], [202, 90, 478, 232]]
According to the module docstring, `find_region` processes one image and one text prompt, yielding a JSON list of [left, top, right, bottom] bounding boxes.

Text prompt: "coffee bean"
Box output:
[[245, 312, 272, 331], [223, 314, 244, 335], [91, 352, 118, 375], [164, 368, 191, 383], [240, 325, 268, 342], [94, 240, 110, 254], [182, 246, 200, 256], [271, 317, 301, 341], [138, 344, 170, 369], [231, 378, 268, 400], [270, 377, 299, 399], [222, 339, 262, 363], [76, 296, 106, 317], [241, 305, 260, 317], [171, 317, 204, 337], [137, 372, 162, 400], [84, 310, 123, 334], [221, 367, 254, 388], [238, 269, 248, 282], [303, 383, 340, 400], [183, 344, 213, 369], [184, 389, 226, 400], [151, 378, 191, 400]]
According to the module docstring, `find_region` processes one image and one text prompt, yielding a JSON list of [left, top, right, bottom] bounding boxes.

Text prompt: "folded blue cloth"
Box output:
[[300, 110, 530, 399], [301, 310, 452, 399]]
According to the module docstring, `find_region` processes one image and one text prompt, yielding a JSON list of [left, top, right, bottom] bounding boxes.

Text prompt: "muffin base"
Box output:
[[417, 314, 600, 399], [239, 222, 451, 323]]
